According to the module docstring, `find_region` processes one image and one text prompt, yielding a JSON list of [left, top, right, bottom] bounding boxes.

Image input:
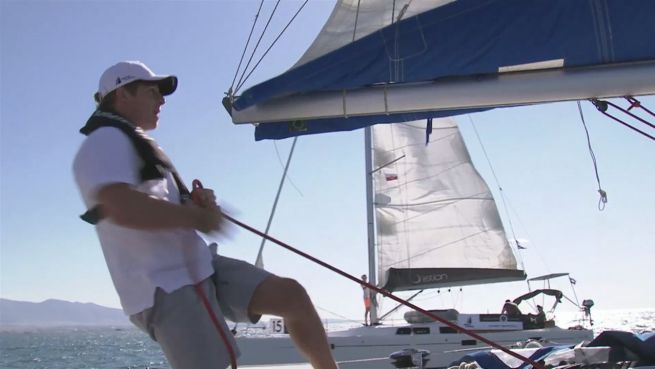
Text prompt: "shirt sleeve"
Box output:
[[73, 127, 142, 205]]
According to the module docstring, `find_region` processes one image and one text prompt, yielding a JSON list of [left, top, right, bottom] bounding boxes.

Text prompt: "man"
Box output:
[[501, 299, 522, 317], [361, 274, 372, 326], [73, 61, 338, 369], [531, 305, 546, 328]]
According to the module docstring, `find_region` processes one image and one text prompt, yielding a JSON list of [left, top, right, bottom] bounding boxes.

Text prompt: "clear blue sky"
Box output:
[[1, 1, 653, 323]]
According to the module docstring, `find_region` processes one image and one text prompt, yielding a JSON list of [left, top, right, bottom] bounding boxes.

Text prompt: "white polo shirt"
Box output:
[[73, 127, 213, 315]]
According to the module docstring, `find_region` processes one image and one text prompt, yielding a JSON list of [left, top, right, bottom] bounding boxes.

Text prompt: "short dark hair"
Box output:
[[94, 80, 143, 112]]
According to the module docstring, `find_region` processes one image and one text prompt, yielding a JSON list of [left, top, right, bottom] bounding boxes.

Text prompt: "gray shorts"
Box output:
[[130, 255, 273, 369]]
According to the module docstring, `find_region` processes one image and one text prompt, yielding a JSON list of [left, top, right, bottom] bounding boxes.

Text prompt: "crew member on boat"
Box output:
[[528, 305, 547, 328], [361, 274, 372, 326], [501, 299, 522, 317]]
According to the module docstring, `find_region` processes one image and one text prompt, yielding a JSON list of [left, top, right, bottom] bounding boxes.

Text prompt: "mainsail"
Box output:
[[227, 0, 655, 140], [371, 119, 525, 292]]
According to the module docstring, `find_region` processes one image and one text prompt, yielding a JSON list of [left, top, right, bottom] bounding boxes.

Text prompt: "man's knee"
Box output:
[[250, 276, 311, 316], [276, 278, 310, 309]]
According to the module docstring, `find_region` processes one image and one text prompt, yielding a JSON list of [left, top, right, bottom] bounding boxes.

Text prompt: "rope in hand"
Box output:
[[191, 179, 238, 369], [214, 201, 547, 369]]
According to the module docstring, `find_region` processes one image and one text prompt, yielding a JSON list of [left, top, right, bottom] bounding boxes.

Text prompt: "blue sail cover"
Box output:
[[228, 0, 655, 140]]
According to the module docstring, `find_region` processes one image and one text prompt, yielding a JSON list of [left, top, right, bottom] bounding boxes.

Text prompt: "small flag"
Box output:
[[569, 277, 577, 285], [385, 173, 398, 181]]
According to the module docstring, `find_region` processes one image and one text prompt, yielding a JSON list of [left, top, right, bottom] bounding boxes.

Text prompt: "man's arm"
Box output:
[[97, 183, 223, 233]]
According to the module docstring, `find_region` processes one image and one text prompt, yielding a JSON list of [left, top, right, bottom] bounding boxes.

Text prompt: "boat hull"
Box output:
[[236, 323, 592, 368]]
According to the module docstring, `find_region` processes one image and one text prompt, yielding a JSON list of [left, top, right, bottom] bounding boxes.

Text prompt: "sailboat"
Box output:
[[223, 0, 655, 367], [234, 118, 593, 369]]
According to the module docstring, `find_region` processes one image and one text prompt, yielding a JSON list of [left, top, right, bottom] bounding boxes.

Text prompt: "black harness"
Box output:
[[79, 110, 190, 224]]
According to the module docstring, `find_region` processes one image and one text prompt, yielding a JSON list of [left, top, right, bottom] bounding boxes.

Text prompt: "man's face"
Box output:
[[120, 82, 165, 130]]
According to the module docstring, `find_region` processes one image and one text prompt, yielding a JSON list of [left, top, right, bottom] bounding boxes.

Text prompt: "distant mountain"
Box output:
[[0, 298, 130, 327]]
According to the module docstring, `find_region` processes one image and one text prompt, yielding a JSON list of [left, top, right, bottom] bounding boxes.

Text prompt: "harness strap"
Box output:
[[79, 111, 190, 224]]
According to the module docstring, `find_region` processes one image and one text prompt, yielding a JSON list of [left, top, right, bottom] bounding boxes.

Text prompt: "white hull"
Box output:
[[236, 320, 592, 369]]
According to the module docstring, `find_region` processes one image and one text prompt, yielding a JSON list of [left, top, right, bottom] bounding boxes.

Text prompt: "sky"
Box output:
[[1, 0, 654, 326]]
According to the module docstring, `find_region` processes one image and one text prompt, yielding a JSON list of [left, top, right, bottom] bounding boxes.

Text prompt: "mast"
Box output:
[[364, 126, 379, 324]]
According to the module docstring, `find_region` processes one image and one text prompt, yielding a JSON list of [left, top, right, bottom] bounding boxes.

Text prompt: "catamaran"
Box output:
[[234, 119, 594, 368]]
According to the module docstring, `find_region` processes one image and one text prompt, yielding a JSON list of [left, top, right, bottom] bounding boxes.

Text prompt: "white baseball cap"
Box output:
[[96, 61, 177, 101]]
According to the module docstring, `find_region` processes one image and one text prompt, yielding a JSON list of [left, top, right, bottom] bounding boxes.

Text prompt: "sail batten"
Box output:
[[372, 119, 525, 291]]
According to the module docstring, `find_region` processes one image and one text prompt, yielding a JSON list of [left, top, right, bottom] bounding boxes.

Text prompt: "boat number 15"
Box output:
[[270, 318, 285, 333]]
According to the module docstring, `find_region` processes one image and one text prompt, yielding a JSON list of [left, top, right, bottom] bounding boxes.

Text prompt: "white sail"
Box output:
[[293, 0, 453, 68], [371, 119, 525, 291]]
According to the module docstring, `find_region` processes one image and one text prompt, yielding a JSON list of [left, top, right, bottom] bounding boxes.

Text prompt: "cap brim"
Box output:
[[154, 76, 177, 96]]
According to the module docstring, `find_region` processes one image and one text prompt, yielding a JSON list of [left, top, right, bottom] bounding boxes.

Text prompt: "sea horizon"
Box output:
[[1, 308, 652, 369]]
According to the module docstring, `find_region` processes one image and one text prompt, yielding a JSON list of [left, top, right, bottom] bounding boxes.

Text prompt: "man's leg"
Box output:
[[131, 282, 237, 369], [249, 276, 338, 369]]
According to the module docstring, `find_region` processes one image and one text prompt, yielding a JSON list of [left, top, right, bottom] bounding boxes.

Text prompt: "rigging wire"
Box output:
[[229, 0, 265, 94], [234, 0, 310, 94], [577, 101, 607, 211], [273, 140, 304, 196], [378, 290, 423, 321], [614, 97, 655, 129], [391, 0, 396, 24], [467, 115, 524, 266], [626, 96, 655, 119], [352, 0, 361, 41], [234, 0, 283, 94], [315, 305, 361, 325], [568, 276, 581, 308], [503, 199, 552, 274], [591, 97, 655, 142]]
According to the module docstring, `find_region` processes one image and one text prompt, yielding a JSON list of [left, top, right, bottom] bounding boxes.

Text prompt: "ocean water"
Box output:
[[0, 327, 166, 369], [1, 309, 652, 369]]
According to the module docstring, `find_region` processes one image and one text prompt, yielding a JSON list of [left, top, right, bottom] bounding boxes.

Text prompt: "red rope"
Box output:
[[223, 212, 547, 369], [194, 283, 238, 369], [192, 179, 238, 369]]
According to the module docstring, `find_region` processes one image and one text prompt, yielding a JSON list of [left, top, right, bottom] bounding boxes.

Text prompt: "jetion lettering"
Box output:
[[412, 273, 448, 284]]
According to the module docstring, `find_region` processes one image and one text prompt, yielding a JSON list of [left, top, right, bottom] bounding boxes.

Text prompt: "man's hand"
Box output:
[[189, 184, 229, 234], [97, 183, 224, 232], [191, 187, 218, 209], [190, 202, 225, 234]]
